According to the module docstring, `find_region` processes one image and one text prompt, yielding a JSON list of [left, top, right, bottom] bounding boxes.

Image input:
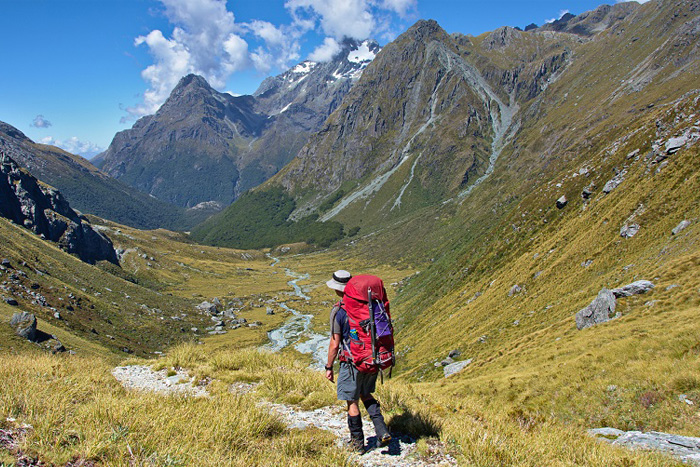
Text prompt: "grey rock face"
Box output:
[[620, 223, 640, 238], [603, 170, 627, 194], [10, 311, 37, 341], [575, 288, 617, 330], [672, 220, 691, 235], [589, 428, 700, 466], [0, 152, 117, 264], [612, 280, 655, 298], [444, 359, 472, 377], [666, 136, 687, 154]]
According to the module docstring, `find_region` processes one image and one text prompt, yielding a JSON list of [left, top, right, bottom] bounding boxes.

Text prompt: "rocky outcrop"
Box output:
[[576, 288, 617, 330], [9, 312, 37, 341], [576, 281, 655, 329], [0, 152, 117, 264], [612, 280, 655, 298], [0, 121, 191, 231], [589, 428, 700, 466]]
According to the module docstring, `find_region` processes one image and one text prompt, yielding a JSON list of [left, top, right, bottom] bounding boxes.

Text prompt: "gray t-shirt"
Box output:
[[329, 303, 342, 335]]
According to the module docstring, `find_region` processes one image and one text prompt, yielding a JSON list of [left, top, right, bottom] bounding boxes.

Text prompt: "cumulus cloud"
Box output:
[[31, 115, 52, 128], [125, 0, 250, 120], [245, 20, 301, 71], [286, 0, 375, 40], [40, 136, 104, 159], [381, 0, 416, 17], [308, 37, 342, 62], [545, 9, 570, 24]]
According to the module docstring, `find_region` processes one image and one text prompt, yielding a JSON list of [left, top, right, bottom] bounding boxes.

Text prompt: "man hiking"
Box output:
[[325, 269, 392, 453]]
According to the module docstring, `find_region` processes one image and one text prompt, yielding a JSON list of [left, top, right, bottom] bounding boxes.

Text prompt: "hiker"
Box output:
[[325, 270, 393, 452]]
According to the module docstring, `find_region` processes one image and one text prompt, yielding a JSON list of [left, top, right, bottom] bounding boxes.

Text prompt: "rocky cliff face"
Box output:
[[0, 151, 117, 264], [98, 40, 381, 208], [0, 121, 198, 230], [275, 19, 577, 222]]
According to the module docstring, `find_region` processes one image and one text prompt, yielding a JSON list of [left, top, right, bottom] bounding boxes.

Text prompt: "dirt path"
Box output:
[[112, 365, 456, 466]]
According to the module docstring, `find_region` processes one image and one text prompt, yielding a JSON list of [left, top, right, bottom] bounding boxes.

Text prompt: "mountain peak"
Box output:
[[173, 74, 212, 93]]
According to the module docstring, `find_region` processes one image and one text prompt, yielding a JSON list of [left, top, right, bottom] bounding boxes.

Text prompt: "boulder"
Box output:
[[448, 349, 461, 358], [444, 359, 472, 378], [581, 184, 594, 200], [575, 288, 617, 330], [10, 311, 37, 341], [612, 280, 655, 298], [672, 220, 691, 235], [589, 428, 700, 466], [665, 136, 687, 154], [620, 223, 640, 238], [440, 357, 454, 366], [603, 171, 626, 194], [556, 196, 568, 209], [195, 301, 218, 314], [508, 284, 523, 296]]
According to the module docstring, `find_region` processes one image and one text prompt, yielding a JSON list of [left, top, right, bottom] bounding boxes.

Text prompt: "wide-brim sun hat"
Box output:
[[326, 270, 352, 292]]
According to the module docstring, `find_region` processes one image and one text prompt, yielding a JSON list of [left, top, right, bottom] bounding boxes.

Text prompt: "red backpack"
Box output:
[[341, 275, 395, 376]]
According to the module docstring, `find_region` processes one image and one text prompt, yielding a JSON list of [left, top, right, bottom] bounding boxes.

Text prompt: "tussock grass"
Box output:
[[0, 348, 345, 466]]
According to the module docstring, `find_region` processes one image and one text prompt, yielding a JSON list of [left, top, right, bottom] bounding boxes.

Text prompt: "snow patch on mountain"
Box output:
[[291, 61, 317, 74], [348, 41, 376, 64]]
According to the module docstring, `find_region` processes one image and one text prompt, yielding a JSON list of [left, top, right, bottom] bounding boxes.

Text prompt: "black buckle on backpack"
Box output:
[[359, 318, 371, 332]]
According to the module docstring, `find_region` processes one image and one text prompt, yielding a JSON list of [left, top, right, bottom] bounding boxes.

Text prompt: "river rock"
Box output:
[[620, 223, 640, 238], [444, 359, 472, 377], [672, 220, 691, 235], [556, 196, 568, 209], [9, 311, 37, 341], [589, 428, 700, 466], [575, 288, 617, 330], [665, 136, 687, 154], [612, 280, 655, 298]]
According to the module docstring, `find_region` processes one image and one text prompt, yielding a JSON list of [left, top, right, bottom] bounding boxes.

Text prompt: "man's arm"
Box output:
[[326, 333, 340, 382]]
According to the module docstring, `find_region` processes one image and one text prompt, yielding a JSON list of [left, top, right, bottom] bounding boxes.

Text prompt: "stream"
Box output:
[[262, 256, 328, 369]]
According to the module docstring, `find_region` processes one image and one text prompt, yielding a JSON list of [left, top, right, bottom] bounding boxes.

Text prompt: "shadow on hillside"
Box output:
[[33, 329, 53, 343], [388, 409, 441, 439]]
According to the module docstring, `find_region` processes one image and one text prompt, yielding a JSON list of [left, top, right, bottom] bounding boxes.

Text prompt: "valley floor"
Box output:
[[0, 218, 696, 466]]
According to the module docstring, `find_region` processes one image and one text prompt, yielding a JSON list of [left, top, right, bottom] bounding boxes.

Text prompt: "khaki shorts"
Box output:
[[337, 362, 377, 401]]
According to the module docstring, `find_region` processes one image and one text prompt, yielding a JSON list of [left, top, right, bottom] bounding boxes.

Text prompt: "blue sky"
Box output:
[[0, 0, 632, 158]]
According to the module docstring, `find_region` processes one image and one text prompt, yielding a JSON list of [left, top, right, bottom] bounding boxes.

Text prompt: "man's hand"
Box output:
[[326, 369, 334, 382]]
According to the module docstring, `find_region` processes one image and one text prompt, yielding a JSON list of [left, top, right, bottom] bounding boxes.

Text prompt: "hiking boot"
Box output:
[[363, 397, 391, 447], [347, 414, 365, 453], [376, 432, 392, 448]]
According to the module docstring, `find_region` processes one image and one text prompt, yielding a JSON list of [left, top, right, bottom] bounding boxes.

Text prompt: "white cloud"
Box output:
[[545, 9, 570, 24], [31, 115, 52, 128], [381, 0, 416, 17], [125, 0, 250, 120], [40, 136, 104, 158], [245, 20, 301, 71], [308, 37, 341, 62], [286, 0, 375, 40]]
